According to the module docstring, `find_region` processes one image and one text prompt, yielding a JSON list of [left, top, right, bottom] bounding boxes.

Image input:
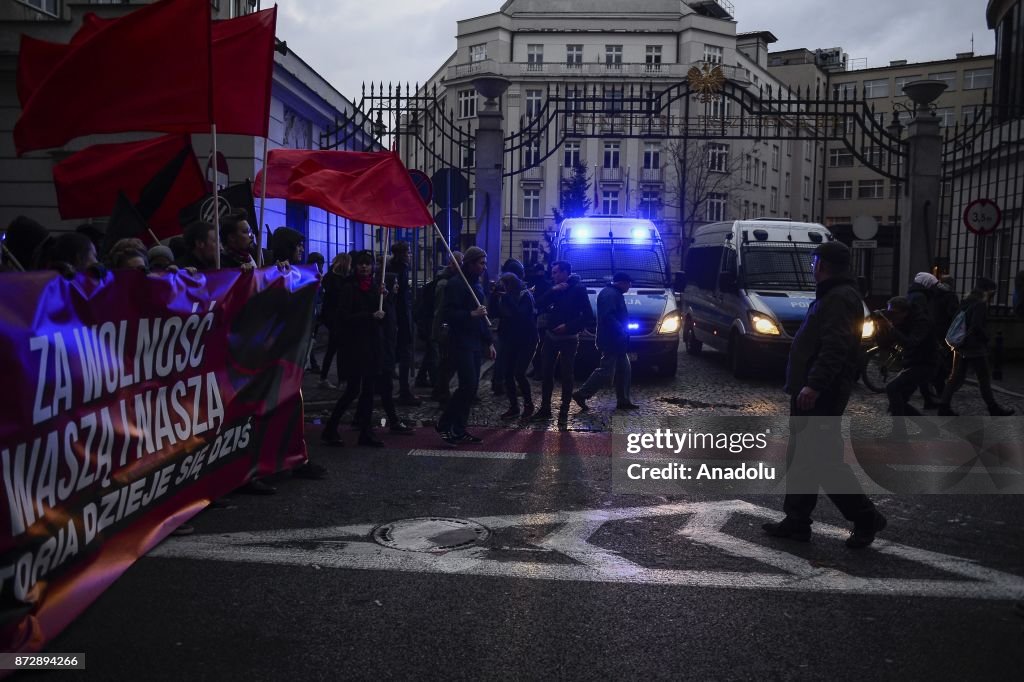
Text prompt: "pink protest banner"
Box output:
[[0, 266, 318, 654]]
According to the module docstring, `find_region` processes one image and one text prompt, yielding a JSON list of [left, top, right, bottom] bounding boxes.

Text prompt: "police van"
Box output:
[[552, 217, 680, 377], [680, 219, 875, 378]]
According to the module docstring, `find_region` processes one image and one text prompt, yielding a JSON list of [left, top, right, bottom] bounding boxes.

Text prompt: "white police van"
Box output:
[[680, 219, 875, 378], [553, 218, 680, 377]]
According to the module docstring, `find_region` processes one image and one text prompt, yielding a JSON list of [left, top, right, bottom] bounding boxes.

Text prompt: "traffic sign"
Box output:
[[852, 240, 877, 249], [206, 151, 229, 192], [963, 199, 1001, 236], [852, 215, 879, 241], [408, 169, 433, 205], [431, 168, 470, 208]]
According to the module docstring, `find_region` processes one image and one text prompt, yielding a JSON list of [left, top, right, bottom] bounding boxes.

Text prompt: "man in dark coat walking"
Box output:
[[763, 241, 887, 549], [572, 272, 638, 412]]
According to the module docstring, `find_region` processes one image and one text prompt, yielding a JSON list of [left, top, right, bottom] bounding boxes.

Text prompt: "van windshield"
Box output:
[[561, 244, 668, 286], [740, 243, 816, 291]]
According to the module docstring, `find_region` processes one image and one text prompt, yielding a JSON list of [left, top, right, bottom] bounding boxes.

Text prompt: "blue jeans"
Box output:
[[577, 350, 631, 403], [438, 349, 481, 436]]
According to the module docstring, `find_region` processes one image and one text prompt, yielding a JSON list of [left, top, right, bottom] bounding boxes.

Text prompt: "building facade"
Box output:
[[421, 0, 827, 269], [0, 0, 374, 261]]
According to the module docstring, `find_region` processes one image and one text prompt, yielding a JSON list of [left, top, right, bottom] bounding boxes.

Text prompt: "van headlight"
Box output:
[[862, 318, 876, 339], [750, 313, 781, 336], [658, 314, 681, 334]]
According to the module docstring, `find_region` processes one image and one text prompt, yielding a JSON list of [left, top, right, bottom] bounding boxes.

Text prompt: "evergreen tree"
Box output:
[[559, 159, 592, 220]]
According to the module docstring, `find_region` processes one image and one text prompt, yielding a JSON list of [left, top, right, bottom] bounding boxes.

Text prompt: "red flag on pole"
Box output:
[[257, 150, 432, 228], [52, 134, 206, 238], [16, 14, 109, 105], [14, 0, 212, 155]]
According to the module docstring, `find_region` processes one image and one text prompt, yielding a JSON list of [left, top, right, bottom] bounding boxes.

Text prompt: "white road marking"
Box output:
[[408, 449, 527, 460], [887, 464, 1022, 475], [149, 500, 1024, 601]]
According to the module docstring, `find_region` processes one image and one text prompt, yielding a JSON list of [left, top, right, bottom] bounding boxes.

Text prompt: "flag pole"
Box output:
[[147, 228, 161, 245], [378, 226, 390, 312], [257, 138, 269, 267], [430, 222, 489, 324], [212, 124, 221, 269], [2, 243, 25, 272]]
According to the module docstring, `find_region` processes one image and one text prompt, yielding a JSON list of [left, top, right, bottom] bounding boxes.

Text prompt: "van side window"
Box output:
[[684, 246, 723, 290], [721, 248, 737, 276]]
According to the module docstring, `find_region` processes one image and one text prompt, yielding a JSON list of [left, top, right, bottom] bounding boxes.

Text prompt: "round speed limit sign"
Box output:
[[963, 199, 1001, 236]]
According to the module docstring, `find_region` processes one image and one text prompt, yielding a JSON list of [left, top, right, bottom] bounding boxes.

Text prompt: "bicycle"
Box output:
[[861, 343, 904, 393]]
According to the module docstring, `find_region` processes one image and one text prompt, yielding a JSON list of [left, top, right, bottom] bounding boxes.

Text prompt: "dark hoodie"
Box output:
[[536, 273, 595, 341], [785, 276, 864, 397]]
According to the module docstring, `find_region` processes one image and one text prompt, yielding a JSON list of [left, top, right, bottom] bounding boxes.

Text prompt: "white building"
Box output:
[[419, 0, 826, 267]]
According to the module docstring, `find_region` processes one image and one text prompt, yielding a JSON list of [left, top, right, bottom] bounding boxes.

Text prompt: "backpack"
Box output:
[[945, 308, 969, 349]]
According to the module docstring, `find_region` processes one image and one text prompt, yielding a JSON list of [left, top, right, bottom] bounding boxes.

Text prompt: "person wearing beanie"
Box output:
[[573, 272, 638, 413], [763, 240, 888, 549], [937, 276, 1014, 416], [147, 245, 176, 272], [436, 246, 494, 445], [488, 257, 529, 395]]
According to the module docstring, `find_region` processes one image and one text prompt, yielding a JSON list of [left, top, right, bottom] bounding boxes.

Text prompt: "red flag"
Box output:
[[14, 0, 212, 155], [52, 135, 206, 238], [17, 6, 276, 146], [264, 151, 432, 228]]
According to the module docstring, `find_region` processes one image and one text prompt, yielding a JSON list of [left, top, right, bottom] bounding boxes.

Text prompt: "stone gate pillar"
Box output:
[[472, 77, 510, 282]]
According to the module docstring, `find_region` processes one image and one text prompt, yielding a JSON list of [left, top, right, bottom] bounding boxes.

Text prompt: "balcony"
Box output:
[[446, 59, 750, 84], [512, 218, 547, 232], [600, 167, 623, 182], [640, 168, 663, 183], [521, 166, 545, 182]]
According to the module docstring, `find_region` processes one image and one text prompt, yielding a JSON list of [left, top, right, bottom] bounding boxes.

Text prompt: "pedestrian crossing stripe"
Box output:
[[150, 500, 1024, 601], [408, 449, 527, 460]]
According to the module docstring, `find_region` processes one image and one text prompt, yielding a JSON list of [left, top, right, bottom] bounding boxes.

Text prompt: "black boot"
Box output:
[[358, 429, 385, 447], [989, 403, 1016, 416], [500, 403, 520, 420]]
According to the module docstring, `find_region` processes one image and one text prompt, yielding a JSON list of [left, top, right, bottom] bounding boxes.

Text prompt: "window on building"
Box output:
[[470, 44, 487, 63], [804, 140, 813, 161], [604, 87, 624, 113], [525, 89, 544, 118], [863, 78, 890, 98], [523, 189, 541, 218], [770, 187, 779, 212], [784, 172, 791, 197], [771, 145, 780, 170], [21, 0, 58, 14], [963, 68, 992, 89], [643, 143, 660, 169], [803, 176, 811, 199], [863, 146, 884, 168], [458, 90, 477, 119], [786, 139, 794, 157], [564, 141, 582, 168], [760, 161, 768, 187], [832, 82, 856, 99], [605, 45, 623, 66], [934, 107, 955, 127], [602, 190, 620, 215], [826, 216, 852, 226], [522, 240, 542, 265], [566, 87, 584, 112], [603, 142, 620, 169], [962, 104, 985, 125], [464, 192, 476, 220], [566, 44, 583, 66], [703, 44, 723, 65], [709, 97, 732, 119], [639, 191, 660, 219], [645, 45, 662, 71], [928, 71, 957, 92], [462, 147, 476, 169], [894, 75, 923, 95], [743, 201, 750, 219], [858, 179, 885, 199], [527, 44, 544, 69], [827, 181, 853, 199], [744, 154, 753, 183], [524, 141, 541, 167], [707, 143, 729, 173], [829, 148, 855, 167], [706, 193, 727, 221]]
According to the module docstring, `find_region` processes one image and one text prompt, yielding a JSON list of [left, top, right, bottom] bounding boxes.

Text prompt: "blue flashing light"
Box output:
[[631, 227, 650, 241], [574, 226, 592, 241], [627, 322, 640, 331]]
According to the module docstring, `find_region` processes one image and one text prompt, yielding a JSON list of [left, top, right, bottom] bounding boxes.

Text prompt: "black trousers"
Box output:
[[324, 375, 375, 433], [320, 327, 341, 382], [540, 337, 578, 410], [940, 352, 998, 409], [504, 339, 535, 407], [886, 365, 935, 415], [782, 392, 877, 530]]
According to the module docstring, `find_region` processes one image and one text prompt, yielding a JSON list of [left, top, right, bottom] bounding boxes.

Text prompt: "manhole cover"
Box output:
[[371, 517, 490, 553]]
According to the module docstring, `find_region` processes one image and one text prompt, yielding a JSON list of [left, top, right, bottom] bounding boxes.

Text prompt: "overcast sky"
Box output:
[[276, 0, 996, 105]]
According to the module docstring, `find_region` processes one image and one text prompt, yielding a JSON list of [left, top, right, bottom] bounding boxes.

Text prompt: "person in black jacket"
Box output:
[[876, 296, 935, 417], [489, 258, 528, 395], [531, 260, 596, 425], [389, 240, 421, 406], [436, 246, 495, 445], [321, 250, 389, 448], [937, 277, 1015, 416], [573, 272, 637, 412], [318, 252, 351, 388], [495, 272, 538, 420], [763, 241, 888, 549]]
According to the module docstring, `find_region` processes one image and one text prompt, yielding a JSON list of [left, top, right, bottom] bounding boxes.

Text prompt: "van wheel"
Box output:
[[684, 317, 702, 356], [729, 333, 752, 379]]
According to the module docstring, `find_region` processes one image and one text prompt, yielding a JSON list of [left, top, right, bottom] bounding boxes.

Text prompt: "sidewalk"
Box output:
[[973, 361, 1024, 398]]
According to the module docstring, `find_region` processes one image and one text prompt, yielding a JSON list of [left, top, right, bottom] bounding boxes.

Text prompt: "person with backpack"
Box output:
[[938, 277, 1015, 416]]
